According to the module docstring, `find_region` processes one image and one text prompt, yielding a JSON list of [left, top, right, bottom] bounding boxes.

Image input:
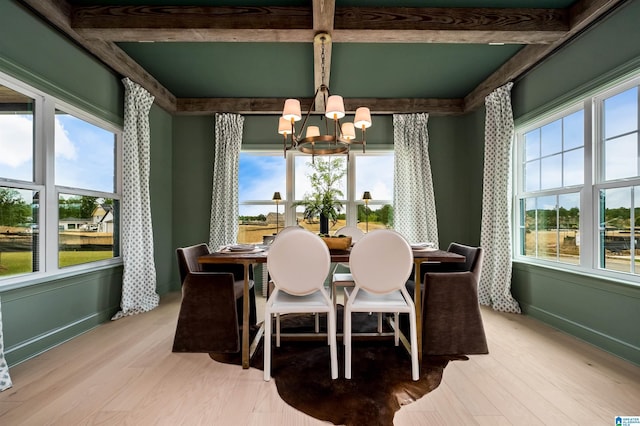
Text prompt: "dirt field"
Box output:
[[237, 220, 388, 244]]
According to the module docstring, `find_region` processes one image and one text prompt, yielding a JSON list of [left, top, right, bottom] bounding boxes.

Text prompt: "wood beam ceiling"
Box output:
[[19, 0, 626, 116]]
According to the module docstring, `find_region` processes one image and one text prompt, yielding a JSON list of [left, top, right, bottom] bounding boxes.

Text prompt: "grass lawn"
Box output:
[[0, 251, 113, 276]]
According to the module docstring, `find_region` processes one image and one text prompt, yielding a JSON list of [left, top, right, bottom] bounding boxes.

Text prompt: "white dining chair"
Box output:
[[263, 228, 338, 381], [343, 229, 419, 380]]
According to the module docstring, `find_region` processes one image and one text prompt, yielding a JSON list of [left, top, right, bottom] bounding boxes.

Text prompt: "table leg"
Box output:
[[414, 259, 423, 363], [242, 262, 250, 369]]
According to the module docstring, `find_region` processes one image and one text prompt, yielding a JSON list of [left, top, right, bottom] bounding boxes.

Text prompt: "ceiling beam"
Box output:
[[19, 0, 177, 112], [175, 97, 464, 116], [70, 5, 567, 45], [464, 0, 626, 112]]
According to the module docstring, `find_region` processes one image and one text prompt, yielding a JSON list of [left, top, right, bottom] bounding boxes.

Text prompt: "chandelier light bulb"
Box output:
[[306, 125, 320, 138], [341, 122, 356, 140], [278, 117, 291, 135], [283, 99, 302, 122], [354, 107, 372, 129], [325, 95, 345, 120]]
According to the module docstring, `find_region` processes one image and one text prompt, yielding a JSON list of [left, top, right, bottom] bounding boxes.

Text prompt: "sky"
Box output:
[[0, 112, 115, 193]]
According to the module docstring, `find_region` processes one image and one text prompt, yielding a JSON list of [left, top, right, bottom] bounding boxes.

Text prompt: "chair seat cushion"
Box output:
[[269, 290, 331, 313], [232, 279, 254, 300], [333, 273, 354, 283], [344, 288, 411, 311]]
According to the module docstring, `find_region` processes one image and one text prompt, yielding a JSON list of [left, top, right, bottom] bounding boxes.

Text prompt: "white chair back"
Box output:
[[267, 229, 331, 296], [349, 229, 413, 294], [334, 226, 365, 243]]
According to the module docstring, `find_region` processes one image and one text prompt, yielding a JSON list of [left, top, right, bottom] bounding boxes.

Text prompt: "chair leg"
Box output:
[[344, 304, 352, 379], [315, 312, 320, 333], [276, 314, 281, 347], [377, 312, 383, 333], [328, 308, 338, 380], [409, 311, 419, 381], [394, 312, 400, 346], [264, 310, 272, 381]]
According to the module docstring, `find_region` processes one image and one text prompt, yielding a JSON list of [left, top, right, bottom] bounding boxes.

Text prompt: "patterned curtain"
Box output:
[[112, 78, 159, 320], [479, 82, 521, 313], [393, 113, 439, 245], [0, 299, 12, 391], [209, 113, 244, 250]]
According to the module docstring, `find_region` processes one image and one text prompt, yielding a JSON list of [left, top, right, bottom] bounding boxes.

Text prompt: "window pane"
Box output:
[[600, 187, 632, 273], [604, 134, 637, 180], [58, 194, 117, 267], [0, 187, 39, 277], [524, 160, 540, 192], [294, 155, 347, 201], [355, 154, 393, 232], [55, 110, 115, 192], [558, 193, 580, 265], [355, 155, 393, 201], [541, 120, 562, 157], [563, 110, 584, 151], [239, 153, 286, 202], [524, 129, 540, 161], [0, 85, 34, 182], [563, 148, 584, 187], [536, 195, 557, 260], [237, 204, 282, 244], [540, 154, 562, 190], [604, 87, 638, 139]]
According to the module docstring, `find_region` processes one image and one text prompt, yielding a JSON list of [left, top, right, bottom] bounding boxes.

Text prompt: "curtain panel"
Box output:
[[209, 113, 244, 250], [479, 82, 521, 313], [112, 78, 159, 320], [392, 113, 439, 245], [0, 299, 12, 391]]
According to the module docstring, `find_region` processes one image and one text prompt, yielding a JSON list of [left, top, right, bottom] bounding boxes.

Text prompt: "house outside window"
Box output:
[[0, 72, 121, 284], [514, 71, 640, 282]]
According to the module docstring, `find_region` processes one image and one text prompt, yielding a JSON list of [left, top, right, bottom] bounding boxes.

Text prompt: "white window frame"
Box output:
[[513, 70, 640, 286], [239, 149, 394, 230], [0, 71, 122, 288]]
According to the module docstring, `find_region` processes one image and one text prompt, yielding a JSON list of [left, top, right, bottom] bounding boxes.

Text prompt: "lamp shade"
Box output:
[[354, 107, 372, 129], [283, 99, 302, 122], [325, 95, 345, 120], [362, 191, 372, 201], [272, 192, 282, 201], [278, 117, 291, 135], [341, 122, 356, 140], [306, 125, 320, 138]]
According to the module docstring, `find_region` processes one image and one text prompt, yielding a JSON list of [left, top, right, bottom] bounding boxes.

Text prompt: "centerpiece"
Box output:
[[293, 157, 346, 236]]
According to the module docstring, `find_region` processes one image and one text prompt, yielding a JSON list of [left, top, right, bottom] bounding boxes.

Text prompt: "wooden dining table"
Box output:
[[199, 246, 464, 369]]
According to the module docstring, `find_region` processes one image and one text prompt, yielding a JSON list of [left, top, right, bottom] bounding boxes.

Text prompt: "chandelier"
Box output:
[[277, 33, 372, 158]]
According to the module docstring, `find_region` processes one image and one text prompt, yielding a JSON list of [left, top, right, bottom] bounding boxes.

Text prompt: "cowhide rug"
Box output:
[[210, 308, 466, 425]]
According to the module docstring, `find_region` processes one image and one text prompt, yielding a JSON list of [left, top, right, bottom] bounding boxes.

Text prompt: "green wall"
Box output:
[[0, 1, 174, 365], [510, 0, 640, 365]]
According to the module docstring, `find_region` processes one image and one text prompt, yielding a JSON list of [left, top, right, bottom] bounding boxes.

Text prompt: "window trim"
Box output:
[[0, 71, 123, 288], [513, 70, 640, 287]]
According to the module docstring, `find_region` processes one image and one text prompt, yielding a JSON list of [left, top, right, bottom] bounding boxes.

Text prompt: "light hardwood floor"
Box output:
[[1, 291, 638, 425]]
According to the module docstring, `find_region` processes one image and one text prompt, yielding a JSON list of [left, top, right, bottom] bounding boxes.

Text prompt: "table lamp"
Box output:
[[362, 191, 372, 232], [273, 192, 282, 234]]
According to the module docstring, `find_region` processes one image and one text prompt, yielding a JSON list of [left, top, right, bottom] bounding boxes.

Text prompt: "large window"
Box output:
[[514, 72, 640, 282], [0, 74, 121, 283], [238, 151, 394, 243]]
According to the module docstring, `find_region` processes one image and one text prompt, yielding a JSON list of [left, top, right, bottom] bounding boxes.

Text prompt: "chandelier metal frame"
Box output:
[[278, 33, 371, 159]]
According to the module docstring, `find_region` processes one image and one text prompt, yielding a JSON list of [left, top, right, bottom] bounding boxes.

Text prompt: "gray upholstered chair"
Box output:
[[172, 243, 257, 352], [421, 247, 488, 355]]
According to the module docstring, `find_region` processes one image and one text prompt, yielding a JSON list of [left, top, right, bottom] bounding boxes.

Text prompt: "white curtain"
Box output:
[[209, 113, 244, 250], [112, 78, 159, 320], [393, 113, 439, 245], [0, 298, 12, 391], [479, 82, 521, 313]]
